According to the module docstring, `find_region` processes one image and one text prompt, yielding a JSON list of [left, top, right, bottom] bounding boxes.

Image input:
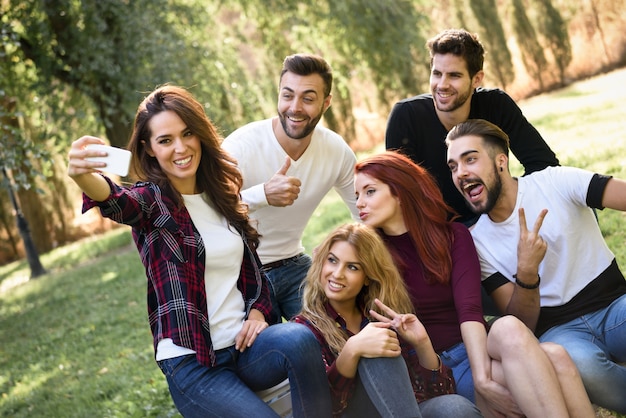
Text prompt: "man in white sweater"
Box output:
[[223, 53, 359, 323]]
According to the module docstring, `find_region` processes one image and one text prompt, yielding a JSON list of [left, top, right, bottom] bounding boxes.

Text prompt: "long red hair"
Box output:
[[355, 151, 456, 284]]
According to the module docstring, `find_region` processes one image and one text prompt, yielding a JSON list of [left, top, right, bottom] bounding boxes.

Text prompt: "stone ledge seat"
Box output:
[[256, 378, 292, 418]]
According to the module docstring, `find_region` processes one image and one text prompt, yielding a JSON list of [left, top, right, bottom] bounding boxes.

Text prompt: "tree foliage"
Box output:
[[511, 0, 548, 90], [532, 0, 572, 84], [223, 0, 430, 137], [468, 0, 514, 88], [13, 0, 204, 147], [1, 11, 51, 189], [1, 0, 625, 264]]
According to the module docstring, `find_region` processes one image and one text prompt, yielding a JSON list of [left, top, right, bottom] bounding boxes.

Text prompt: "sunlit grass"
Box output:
[[0, 228, 179, 417]]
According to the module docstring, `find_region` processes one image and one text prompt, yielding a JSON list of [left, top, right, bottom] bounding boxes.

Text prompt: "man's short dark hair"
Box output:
[[427, 29, 485, 78], [446, 119, 510, 157], [280, 53, 333, 98]]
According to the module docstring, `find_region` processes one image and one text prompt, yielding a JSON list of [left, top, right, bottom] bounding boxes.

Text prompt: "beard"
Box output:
[[465, 163, 503, 214], [433, 86, 473, 113], [278, 108, 324, 140]]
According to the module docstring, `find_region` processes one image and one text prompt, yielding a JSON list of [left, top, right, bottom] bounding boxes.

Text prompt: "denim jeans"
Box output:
[[342, 356, 482, 418], [158, 322, 332, 418], [419, 394, 482, 418], [262, 253, 312, 323], [439, 342, 475, 403], [539, 294, 626, 414], [342, 356, 421, 417]]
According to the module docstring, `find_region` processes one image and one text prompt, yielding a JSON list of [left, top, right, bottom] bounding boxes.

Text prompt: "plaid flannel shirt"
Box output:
[[83, 177, 272, 367]]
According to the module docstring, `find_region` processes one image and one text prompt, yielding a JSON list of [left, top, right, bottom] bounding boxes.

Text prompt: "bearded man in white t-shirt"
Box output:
[[445, 118, 626, 414], [222, 53, 359, 324]]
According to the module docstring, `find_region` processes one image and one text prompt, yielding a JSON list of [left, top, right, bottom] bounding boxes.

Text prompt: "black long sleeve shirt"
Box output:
[[385, 88, 559, 224]]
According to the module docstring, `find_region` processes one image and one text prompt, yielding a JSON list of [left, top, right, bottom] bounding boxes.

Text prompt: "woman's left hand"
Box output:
[[235, 310, 269, 352]]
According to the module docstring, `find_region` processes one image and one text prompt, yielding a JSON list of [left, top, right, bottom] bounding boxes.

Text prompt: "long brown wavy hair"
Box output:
[[354, 151, 455, 285], [299, 223, 414, 355], [126, 85, 259, 247]]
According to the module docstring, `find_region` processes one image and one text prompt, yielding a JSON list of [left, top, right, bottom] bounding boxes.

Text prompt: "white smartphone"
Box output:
[[86, 144, 132, 177]]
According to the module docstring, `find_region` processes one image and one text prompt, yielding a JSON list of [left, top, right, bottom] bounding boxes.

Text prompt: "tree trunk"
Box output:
[[0, 190, 20, 263]]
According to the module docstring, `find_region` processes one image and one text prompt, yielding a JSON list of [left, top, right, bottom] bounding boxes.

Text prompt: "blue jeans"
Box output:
[[419, 395, 482, 418], [342, 356, 421, 417], [262, 253, 312, 323], [439, 342, 474, 403], [342, 356, 482, 418], [157, 322, 332, 418], [539, 294, 626, 413]]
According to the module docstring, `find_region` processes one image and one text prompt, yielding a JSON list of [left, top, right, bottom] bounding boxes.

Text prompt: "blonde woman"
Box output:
[[293, 223, 481, 418]]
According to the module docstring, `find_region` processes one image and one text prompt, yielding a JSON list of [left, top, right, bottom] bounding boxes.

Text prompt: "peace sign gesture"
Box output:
[[369, 299, 430, 349], [516, 207, 548, 279]]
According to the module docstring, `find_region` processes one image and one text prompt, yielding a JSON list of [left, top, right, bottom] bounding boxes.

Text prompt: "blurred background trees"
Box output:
[[1, 0, 625, 265]]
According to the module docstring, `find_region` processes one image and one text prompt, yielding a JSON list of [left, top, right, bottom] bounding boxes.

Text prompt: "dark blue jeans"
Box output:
[[158, 322, 332, 418], [262, 253, 312, 323], [439, 342, 474, 403], [342, 356, 482, 418]]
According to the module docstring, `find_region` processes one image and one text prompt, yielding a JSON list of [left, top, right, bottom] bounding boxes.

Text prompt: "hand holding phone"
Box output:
[[86, 144, 131, 177]]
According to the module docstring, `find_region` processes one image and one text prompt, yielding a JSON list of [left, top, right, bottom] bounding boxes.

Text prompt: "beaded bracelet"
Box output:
[[513, 274, 541, 289]]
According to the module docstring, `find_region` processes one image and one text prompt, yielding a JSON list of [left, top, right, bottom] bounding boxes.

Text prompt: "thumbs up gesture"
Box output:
[[264, 156, 302, 207]]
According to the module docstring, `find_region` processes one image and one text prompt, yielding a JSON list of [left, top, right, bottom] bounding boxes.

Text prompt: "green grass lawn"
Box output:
[[1, 68, 625, 417], [0, 228, 178, 417]]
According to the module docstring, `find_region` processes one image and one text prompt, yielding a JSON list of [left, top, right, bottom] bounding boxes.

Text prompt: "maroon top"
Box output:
[[381, 222, 487, 352]]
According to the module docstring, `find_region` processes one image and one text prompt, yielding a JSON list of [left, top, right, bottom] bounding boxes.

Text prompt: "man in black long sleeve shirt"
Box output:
[[386, 29, 559, 225]]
